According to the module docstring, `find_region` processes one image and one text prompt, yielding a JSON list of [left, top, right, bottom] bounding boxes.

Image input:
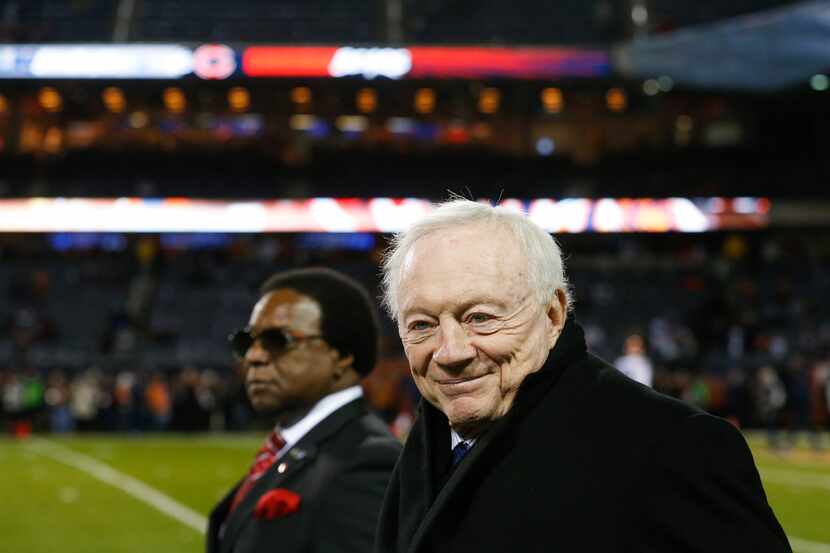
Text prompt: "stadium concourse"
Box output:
[[1, 229, 829, 446]]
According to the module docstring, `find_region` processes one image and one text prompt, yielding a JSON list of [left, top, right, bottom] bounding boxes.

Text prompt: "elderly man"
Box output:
[[207, 268, 400, 553], [374, 199, 790, 553]]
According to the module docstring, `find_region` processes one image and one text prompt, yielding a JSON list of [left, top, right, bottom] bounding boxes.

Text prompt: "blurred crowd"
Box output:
[[0, 366, 251, 436], [2, 230, 830, 444]]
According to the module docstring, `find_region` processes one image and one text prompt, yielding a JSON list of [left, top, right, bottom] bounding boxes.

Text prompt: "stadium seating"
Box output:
[[404, 0, 611, 45], [134, 0, 379, 43], [0, 0, 114, 42]]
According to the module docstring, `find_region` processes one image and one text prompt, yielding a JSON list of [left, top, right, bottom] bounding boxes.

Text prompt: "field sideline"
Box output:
[[2, 433, 828, 553]]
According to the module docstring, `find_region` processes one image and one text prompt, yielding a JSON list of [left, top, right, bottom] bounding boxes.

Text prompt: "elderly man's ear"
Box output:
[[545, 289, 568, 344]]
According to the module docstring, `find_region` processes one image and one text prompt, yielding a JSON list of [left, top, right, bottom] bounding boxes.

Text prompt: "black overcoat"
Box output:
[[208, 397, 401, 553], [375, 320, 791, 553]]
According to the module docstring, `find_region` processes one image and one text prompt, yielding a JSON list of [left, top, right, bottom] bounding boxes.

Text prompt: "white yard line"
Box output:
[[28, 438, 207, 534], [790, 537, 830, 553]]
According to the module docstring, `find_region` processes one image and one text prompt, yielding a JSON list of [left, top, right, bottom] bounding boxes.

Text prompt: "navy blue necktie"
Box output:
[[451, 441, 471, 466]]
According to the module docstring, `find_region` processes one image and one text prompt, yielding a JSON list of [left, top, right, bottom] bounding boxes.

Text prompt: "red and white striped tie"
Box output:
[[229, 430, 286, 513]]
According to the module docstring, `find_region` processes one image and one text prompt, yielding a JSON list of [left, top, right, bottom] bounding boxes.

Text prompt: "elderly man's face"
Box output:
[[397, 223, 566, 437], [243, 289, 344, 414]]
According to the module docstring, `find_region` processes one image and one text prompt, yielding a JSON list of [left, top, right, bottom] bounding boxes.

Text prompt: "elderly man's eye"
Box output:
[[467, 313, 493, 324], [409, 320, 432, 331]]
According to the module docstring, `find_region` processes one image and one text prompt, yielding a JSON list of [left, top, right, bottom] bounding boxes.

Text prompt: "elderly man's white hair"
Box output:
[[380, 198, 573, 320]]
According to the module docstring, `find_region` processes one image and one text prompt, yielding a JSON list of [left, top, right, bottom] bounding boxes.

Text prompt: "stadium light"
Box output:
[[291, 86, 312, 105], [289, 114, 318, 131], [810, 74, 829, 92], [386, 117, 415, 134], [163, 87, 186, 113], [657, 76, 674, 92], [43, 127, 63, 154], [605, 87, 626, 112], [541, 87, 564, 113], [357, 88, 377, 113], [642, 79, 659, 96], [102, 87, 126, 113], [228, 87, 250, 112], [128, 111, 149, 129], [335, 115, 369, 133], [38, 87, 62, 112], [414, 88, 435, 114], [674, 114, 693, 146], [535, 137, 555, 156], [478, 87, 500, 114]]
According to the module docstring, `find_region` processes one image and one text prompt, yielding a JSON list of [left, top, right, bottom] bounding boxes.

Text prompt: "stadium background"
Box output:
[[0, 0, 829, 552]]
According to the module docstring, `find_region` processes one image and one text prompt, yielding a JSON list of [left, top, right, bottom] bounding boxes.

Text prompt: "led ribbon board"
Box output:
[[0, 45, 195, 79], [0, 197, 770, 233], [0, 44, 608, 80]]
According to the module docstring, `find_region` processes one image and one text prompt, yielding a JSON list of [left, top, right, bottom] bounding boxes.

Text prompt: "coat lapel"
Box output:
[[219, 397, 368, 551], [406, 415, 504, 553]]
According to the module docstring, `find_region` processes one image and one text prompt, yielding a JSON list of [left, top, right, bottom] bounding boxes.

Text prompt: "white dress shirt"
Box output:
[[276, 385, 363, 458]]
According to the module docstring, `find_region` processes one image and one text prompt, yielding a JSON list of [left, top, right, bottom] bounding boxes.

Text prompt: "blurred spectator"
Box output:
[[2, 371, 26, 434], [70, 369, 100, 431], [170, 366, 211, 431], [756, 365, 787, 450], [44, 370, 74, 433], [614, 334, 653, 387], [114, 370, 138, 431], [145, 373, 172, 430]]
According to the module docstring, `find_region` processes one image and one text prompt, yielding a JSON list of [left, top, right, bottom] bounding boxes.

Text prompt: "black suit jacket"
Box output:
[[375, 320, 791, 553], [208, 397, 401, 553]]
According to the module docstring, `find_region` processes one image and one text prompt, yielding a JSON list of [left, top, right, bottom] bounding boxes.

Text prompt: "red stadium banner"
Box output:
[[242, 47, 339, 78], [407, 47, 609, 79], [241, 45, 609, 80]]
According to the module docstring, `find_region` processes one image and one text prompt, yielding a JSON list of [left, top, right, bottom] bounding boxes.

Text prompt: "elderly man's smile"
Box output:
[[435, 374, 490, 396]]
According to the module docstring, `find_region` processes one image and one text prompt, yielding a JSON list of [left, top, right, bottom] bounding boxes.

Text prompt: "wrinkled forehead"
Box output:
[[398, 222, 530, 315], [249, 288, 322, 335], [403, 221, 523, 268]]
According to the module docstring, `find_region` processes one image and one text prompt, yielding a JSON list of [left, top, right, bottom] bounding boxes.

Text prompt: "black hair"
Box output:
[[260, 267, 379, 376]]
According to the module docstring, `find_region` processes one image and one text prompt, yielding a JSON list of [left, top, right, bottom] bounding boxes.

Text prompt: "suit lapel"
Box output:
[[219, 398, 368, 551], [207, 484, 237, 553]]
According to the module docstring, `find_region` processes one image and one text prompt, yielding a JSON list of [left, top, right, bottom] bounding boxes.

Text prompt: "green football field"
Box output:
[[1, 432, 828, 553]]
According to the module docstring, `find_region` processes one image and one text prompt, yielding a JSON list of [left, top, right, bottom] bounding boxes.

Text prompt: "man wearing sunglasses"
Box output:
[[207, 267, 401, 553]]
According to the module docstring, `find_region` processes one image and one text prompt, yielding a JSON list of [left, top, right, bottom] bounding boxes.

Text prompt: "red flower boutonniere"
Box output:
[[254, 489, 302, 520]]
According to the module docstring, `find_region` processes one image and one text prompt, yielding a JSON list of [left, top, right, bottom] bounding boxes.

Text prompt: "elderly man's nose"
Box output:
[[245, 338, 270, 364], [434, 321, 475, 368]]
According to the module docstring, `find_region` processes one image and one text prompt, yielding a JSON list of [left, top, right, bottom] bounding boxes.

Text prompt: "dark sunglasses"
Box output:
[[229, 327, 323, 359]]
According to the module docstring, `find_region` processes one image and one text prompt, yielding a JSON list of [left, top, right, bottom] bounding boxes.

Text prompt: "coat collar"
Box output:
[[402, 318, 588, 553]]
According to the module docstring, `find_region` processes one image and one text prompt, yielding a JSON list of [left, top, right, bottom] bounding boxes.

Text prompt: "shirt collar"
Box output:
[[278, 385, 363, 452], [450, 428, 476, 450]]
